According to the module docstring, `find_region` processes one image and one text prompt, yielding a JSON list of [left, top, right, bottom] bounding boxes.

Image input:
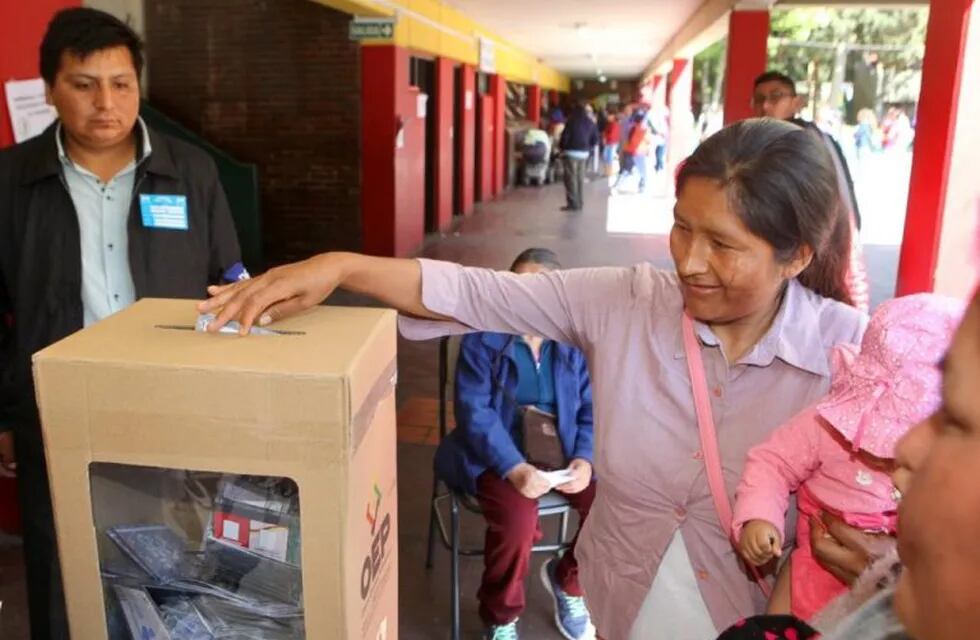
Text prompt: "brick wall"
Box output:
[[144, 0, 361, 265]]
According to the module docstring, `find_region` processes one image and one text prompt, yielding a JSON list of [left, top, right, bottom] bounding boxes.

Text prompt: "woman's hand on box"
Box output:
[[199, 253, 440, 335], [201, 254, 343, 334]]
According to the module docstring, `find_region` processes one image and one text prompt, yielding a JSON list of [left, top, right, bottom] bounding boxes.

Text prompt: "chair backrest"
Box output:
[[438, 335, 463, 439]]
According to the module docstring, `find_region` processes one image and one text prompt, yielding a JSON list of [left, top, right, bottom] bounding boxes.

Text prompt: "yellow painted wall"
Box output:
[[310, 0, 570, 91]]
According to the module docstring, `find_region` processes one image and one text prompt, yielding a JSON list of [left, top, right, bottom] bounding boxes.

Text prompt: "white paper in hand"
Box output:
[[537, 469, 575, 490]]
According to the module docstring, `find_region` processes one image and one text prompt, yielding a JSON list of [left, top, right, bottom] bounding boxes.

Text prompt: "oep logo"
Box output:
[[361, 483, 392, 600]]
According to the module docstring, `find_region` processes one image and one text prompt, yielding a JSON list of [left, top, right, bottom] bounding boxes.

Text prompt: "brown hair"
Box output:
[[677, 118, 853, 305]]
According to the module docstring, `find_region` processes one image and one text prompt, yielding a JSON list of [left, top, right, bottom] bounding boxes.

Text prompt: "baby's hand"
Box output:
[[739, 520, 783, 567]]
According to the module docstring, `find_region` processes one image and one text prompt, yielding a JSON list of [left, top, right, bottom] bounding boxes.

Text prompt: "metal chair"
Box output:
[[424, 335, 572, 640]]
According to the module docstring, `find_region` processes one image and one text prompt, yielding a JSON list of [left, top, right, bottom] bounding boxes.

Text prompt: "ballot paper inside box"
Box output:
[[91, 464, 305, 640], [210, 475, 302, 565], [32, 299, 400, 640]]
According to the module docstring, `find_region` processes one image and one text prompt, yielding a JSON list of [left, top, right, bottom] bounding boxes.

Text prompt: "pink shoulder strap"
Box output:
[[681, 313, 771, 597]]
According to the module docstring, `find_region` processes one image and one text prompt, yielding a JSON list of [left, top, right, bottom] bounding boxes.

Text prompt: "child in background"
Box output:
[[732, 294, 964, 622]]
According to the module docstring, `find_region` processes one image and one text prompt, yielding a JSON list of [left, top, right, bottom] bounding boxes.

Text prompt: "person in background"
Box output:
[[602, 107, 621, 177], [0, 9, 243, 638], [618, 103, 635, 166], [882, 107, 913, 153], [752, 70, 870, 312], [647, 106, 669, 173], [854, 109, 878, 162], [434, 249, 597, 640], [614, 110, 650, 193], [548, 105, 566, 128], [587, 103, 601, 175], [558, 104, 599, 211]]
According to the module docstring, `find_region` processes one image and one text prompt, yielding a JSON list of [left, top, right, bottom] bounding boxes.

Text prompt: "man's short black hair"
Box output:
[[40, 8, 143, 85], [753, 71, 797, 95]]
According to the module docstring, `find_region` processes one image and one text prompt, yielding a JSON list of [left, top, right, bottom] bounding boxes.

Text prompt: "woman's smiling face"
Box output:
[[670, 176, 809, 326]]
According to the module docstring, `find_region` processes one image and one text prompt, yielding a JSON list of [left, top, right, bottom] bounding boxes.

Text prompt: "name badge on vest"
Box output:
[[139, 194, 188, 230]]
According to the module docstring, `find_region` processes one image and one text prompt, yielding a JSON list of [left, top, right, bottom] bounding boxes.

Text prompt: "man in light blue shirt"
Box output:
[[56, 118, 151, 326], [0, 9, 243, 638]]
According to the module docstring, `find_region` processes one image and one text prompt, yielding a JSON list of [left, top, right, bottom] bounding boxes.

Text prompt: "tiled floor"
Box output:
[[0, 175, 901, 639]]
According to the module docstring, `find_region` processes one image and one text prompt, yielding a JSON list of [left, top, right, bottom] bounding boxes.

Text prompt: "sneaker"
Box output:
[[540, 557, 594, 639], [483, 619, 519, 640]]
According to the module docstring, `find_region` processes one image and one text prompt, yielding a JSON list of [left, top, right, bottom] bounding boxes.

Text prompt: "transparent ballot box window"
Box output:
[[90, 463, 305, 639]]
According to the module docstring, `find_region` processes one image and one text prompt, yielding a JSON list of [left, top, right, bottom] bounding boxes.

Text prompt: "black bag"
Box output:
[[520, 406, 565, 470]]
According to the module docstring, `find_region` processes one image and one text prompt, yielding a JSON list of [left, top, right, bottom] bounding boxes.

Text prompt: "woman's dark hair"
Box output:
[[676, 118, 853, 305], [40, 8, 144, 85], [511, 248, 561, 272]]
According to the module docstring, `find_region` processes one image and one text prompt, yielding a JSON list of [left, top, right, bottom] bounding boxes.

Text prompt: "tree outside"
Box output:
[[768, 7, 928, 123]]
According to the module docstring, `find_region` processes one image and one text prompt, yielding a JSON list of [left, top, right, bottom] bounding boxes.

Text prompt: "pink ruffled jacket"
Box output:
[[732, 406, 897, 547], [732, 404, 898, 622]]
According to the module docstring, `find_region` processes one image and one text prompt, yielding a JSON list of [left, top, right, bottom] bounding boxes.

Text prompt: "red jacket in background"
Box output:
[[604, 119, 621, 146]]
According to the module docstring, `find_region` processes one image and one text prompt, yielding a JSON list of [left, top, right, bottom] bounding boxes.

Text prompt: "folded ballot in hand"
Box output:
[[537, 469, 576, 490]]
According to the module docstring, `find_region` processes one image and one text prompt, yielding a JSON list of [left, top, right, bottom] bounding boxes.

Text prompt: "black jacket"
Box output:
[[0, 123, 242, 434], [559, 113, 600, 153]]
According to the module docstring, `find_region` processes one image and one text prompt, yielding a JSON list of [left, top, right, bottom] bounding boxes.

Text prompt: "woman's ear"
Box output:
[[783, 244, 814, 280]]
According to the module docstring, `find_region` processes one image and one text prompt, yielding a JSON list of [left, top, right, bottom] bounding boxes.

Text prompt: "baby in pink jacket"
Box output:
[[732, 293, 964, 622]]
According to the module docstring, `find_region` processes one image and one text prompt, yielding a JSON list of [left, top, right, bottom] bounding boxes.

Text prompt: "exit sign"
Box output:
[[350, 18, 396, 41]]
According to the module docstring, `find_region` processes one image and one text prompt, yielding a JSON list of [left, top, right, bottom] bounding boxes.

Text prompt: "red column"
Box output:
[[490, 73, 507, 196], [897, 0, 976, 295], [361, 45, 425, 257], [0, 0, 81, 149], [668, 58, 695, 173], [433, 57, 455, 231], [477, 94, 495, 201], [527, 85, 542, 126], [0, 0, 80, 535], [457, 64, 476, 216], [723, 9, 771, 125]]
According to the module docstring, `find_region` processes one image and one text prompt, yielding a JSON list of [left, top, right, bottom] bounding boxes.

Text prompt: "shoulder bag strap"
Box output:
[[681, 313, 771, 598]]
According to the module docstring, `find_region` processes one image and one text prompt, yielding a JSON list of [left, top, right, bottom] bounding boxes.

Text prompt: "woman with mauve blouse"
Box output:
[[201, 119, 867, 639]]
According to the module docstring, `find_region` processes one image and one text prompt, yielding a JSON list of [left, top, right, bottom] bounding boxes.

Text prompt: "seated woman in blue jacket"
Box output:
[[434, 248, 597, 640]]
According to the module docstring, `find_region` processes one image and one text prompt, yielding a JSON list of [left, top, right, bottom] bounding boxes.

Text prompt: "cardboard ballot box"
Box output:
[[32, 299, 399, 640]]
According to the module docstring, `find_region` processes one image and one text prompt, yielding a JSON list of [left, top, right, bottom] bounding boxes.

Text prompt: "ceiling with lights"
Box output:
[[444, 0, 707, 78]]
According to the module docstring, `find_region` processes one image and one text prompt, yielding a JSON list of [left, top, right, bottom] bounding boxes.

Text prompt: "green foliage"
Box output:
[[767, 7, 928, 85], [694, 39, 726, 109]]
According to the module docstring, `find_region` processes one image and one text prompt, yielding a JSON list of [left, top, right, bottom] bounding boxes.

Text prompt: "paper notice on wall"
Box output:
[[465, 90, 474, 111], [4, 79, 57, 143], [395, 128, 405, 150], [479, 37, 496, 74], [417, 93, 428, 118]]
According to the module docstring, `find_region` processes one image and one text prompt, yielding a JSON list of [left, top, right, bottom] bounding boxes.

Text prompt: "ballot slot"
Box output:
[[152, 313, 306, 336]]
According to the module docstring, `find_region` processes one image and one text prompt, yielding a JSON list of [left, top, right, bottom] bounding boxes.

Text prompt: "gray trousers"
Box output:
[[562, 156, 587, 210]]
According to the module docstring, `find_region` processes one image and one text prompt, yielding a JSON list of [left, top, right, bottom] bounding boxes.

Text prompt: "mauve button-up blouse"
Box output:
[[400, 259, 867, 639]]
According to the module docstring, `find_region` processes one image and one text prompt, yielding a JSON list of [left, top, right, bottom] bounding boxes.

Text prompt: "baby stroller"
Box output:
[[520, 128, 552, 186]]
